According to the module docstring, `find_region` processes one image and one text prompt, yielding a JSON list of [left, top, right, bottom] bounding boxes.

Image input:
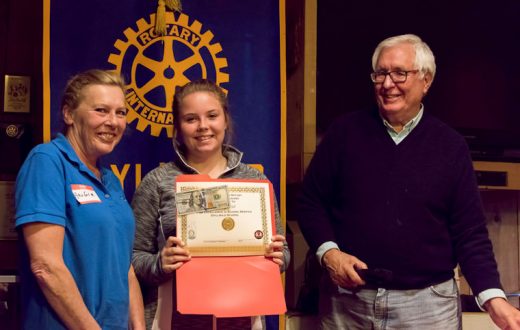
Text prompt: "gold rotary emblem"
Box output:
[[221, 217, 235, 231], [5, 125, 19, 138], [108, 12, 229, 138]]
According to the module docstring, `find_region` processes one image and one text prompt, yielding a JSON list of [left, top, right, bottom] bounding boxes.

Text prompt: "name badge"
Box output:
[[71, 184, 102, 204]]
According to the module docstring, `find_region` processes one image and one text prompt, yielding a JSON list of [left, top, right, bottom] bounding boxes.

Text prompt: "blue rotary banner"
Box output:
[[44, 0, 285, 203], [43, 0, 286, 327]]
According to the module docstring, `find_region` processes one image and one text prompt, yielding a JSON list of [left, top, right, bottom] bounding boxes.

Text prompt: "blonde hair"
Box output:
[[61, 69, 126, 112]]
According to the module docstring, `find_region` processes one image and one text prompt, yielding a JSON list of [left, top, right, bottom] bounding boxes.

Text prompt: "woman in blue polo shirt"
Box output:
[[15, 69, 145, 329]]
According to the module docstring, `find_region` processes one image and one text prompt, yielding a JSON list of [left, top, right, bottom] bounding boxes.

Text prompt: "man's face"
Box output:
[[373, 43, 431, 120]]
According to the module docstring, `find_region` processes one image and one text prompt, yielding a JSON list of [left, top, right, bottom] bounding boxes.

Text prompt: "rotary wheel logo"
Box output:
[[5, 124, 19, 138], [108, 12, 229, 138]]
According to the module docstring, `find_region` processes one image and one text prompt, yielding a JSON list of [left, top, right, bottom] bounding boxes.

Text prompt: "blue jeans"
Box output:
[[319, 277, 461, 330]]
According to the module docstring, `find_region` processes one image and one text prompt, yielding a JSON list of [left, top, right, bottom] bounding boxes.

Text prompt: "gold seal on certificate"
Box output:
[[176, 175, 275, 256], [221, 217, 235, 231]]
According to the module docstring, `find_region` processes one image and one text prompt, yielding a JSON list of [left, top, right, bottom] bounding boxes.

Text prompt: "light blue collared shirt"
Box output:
[[381, 105, 424, 145], [316, 105, 506, 309]]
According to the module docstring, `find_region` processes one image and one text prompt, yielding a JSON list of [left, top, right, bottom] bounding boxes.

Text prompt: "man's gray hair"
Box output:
[[372, 34, 436, 82]]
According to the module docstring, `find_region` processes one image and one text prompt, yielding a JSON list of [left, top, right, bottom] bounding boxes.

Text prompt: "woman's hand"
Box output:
[[265, 234, 287, 267], [160, 236, 191, 274]]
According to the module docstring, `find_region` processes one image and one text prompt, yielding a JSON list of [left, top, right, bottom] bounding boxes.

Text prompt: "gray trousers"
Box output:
[[319, 276, 461, 330]]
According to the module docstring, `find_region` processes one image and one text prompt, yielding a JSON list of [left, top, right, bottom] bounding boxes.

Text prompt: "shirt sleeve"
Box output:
[[316, 241, 340, 266], [131, 169, 170, 285], [476, 289, 507, 311], [15, 151, 67, 227], [448, 143, 502, 294], [257, 171, 291, 273]]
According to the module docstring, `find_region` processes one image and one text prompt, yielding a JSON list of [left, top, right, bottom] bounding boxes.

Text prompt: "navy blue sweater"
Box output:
[[298, 109, 501, 294]]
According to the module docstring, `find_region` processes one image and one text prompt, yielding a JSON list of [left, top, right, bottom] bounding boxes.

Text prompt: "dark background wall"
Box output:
[[0, 0, 43, 178], [0, 0, 42, 272], [317, 0, 520, 153]]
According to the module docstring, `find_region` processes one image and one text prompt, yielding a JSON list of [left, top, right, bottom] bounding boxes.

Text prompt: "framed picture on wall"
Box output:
[[4, 75, 30, 113]]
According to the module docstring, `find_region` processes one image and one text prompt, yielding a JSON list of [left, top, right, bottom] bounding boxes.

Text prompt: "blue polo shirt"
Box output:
[[15, 134, 135, 330]]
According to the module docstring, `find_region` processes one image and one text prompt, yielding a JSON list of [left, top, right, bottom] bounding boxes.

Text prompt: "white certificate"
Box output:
[[176, 176, 275, 256]]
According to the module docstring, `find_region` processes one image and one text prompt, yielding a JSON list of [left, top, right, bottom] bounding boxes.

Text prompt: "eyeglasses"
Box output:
[[370, 70, 419, 83]]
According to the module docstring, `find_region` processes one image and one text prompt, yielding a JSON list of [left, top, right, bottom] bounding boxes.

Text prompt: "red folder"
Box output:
[[175, 175, 286, 317], [176, 256, 286, 316]]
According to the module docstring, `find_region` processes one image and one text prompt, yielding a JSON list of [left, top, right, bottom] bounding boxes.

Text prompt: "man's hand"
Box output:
[[322, 249, 367, 289], [485, 297, 520, 330]]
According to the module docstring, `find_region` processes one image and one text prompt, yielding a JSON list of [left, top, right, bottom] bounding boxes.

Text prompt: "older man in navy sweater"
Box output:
[[298, 34, 520, 329]]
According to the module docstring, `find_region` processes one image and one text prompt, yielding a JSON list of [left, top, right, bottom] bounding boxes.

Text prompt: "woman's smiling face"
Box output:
[[177, 91, 227, 159], [64, 84, 127, 163]]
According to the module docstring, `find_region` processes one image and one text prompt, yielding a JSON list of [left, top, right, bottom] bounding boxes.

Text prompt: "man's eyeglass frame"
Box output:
[[370, 70, 419, 83]]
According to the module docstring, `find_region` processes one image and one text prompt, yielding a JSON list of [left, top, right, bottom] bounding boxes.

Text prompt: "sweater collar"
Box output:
[[381, 105, 424, 144], [172, 140, 243, 175]]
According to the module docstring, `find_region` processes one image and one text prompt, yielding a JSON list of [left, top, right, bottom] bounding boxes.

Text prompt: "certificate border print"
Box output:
[[180, 186, 270, 255]]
